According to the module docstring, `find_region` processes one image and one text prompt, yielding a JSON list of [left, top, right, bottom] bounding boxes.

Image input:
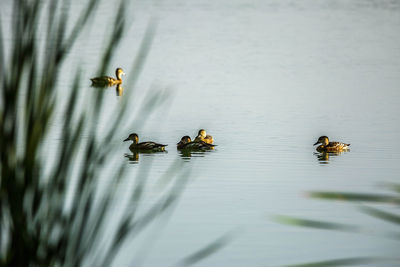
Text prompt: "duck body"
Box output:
[[177, 136, 215, 150], [129, 142, 167, 152], [314, 136, 350, 152], [91, 68, 125, 87], [124, 133, 167, 152], [90, 76, 121, 86], [180, 141, 215, 150], [194, 129, 213, 144]]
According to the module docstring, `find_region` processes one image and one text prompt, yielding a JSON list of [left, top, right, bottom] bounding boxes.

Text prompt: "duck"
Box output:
[[124, 133, 167, 152], [313, 136, 350, 152], [177, 136, 215, 150], [194, 129, 214, 144], [90, 68, 125, 86]]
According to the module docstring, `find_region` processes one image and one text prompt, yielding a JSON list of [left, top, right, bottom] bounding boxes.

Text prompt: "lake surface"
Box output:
[[4, 0, 400, 266]]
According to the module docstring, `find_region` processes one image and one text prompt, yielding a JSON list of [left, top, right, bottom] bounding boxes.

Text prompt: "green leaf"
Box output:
[[284, 257, 380, 267], [309, 192, 400, 204], [361, 206, 400, 225], [274, 216, 357, 231]]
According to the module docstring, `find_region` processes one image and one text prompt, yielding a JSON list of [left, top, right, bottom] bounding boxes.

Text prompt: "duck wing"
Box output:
[[91, 76, 113, 82], [327, 142, 350, 150], [182, 141, 215, 150], [90, 76, 117, 86], [204, 135, 214, 144], [138, 142, 167, 150]]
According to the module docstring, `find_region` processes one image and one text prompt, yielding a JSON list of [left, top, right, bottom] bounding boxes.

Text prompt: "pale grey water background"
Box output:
[[3, 0, 400, 266]]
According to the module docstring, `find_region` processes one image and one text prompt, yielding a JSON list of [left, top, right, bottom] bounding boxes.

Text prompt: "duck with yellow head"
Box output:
[[194, 129, 214, 144], [313, 136, 350, 152], [91, 68, 125, 87]]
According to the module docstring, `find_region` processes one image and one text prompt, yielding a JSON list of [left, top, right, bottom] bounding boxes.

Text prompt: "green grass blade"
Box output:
[[274, 215, 357, 231], [360, 206, 400, 225], [309, 192, 400, 204], [176, 232, 234, 267], [283, 257, 380, 267]]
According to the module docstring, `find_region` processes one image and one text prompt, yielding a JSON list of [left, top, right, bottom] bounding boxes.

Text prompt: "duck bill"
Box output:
[[123, 138, 129, 142], [313, 141, 319, 146]]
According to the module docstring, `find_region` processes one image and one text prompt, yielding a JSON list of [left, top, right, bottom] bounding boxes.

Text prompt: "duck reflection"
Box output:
[[125, 152, 139, 164], [91, 82, 124, 96], [124, 150, 167, 164], [177, 149, 213, 161], [314, 151, 347, 164], [115, 84, 124, 96]]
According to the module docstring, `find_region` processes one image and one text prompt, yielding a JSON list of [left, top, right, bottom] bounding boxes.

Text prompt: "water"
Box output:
[[4, 0, 400, 266]]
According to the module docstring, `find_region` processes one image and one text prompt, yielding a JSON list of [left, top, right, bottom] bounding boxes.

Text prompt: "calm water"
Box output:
[[4, 0, 400, 266]]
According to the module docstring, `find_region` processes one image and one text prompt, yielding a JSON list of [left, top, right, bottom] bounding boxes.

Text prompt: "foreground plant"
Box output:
[[276, 184, 400, 266], [0, 1, 203, 266]]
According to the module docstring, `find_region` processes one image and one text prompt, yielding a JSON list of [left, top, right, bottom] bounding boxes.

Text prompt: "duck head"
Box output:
[[124, 133, 138, 144], [314, 136, 329, 146], [116, 68, 125, 80], [197, 129, 207, 138], [177, 136, 191, 146]]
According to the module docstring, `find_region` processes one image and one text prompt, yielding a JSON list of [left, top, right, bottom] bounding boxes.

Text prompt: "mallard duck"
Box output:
[[194, 129, 214, 144], [313, 136, 350, 152], [90, 68, 125, 86], [177, 136, 215, 150], [124, 133, 167, 152]]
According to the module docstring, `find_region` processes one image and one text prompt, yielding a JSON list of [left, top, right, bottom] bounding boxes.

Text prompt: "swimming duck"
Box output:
[[177, 136, 215, 150], [124, 133, 167, 152], [90, 68, 125, 86], [313, 136, 350, 152], [194, 129, 214, 144]]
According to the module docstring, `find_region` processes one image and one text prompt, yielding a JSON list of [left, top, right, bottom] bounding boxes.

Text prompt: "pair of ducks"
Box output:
[[177, 129, 215, 150], [123, 129, 216, 152]]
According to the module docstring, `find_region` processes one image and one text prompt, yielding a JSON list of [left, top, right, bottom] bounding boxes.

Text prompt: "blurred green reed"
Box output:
[[275, 183, 400, 266], [0, 0, 230, 266]]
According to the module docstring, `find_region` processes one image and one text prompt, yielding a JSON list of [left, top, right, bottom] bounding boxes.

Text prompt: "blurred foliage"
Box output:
[[176, 232, 235, 267], [281, 257, 381, 267], [276, 183, 400, 266], [0, 0, 231, 266]]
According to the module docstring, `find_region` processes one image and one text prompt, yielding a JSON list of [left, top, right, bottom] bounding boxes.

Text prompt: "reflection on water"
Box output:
[[116, 84, 124, 96], [124, 150, 167, 164], [314, 151, 349, 164], [91, 83, 111, 88], [124, 147, 215, 162], [125, 152, 139, 164], [91, 83, 124, 96], [177, 149, 215, 161]]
